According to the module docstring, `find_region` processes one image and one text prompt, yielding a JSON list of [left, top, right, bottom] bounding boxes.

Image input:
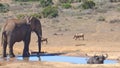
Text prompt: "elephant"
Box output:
[[87, 54, 108, 64], [1, 16, 42, 57]]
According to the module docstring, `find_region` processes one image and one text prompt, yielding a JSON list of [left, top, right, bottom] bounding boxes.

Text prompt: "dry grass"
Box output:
[[1, 1, 120, 68]]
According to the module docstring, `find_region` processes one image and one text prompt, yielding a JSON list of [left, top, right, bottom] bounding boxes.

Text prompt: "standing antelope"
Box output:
[[73, 33, 84, 40]]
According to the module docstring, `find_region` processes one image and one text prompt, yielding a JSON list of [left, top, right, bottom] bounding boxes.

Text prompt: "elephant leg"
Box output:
[[9, 42, 15, 57], [23, 41, 30, 57], [46, 40, 48, 44], [23, 34, 30, 57], [2, 41, 7, 57], [38, 38, 41, 53]]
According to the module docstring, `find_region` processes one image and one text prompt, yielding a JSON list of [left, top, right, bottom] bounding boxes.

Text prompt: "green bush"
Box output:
[[16, 13, 42, 19], [59, 0, 81, 3], [81, 0, 95, 9], [30, 13, 42, 19], [16, 14, 26, 19], [62, 3, 71, 9], [0, 3, 9, 13], [77, 0, 81, 2], [98, 16, 105, 21], [40, 0, 53, 7], [59, 0, 72, 3], [42, 6, 58, 18], [14, 0, 40, 2]]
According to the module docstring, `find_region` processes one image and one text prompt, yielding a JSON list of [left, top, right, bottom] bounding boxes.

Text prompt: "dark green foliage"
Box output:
[[16, 14, 26, 19], [62, 3, 71, 9], [42, 6, 58, 18], [59, 0, 81, 3], [81, 0, 95, 9], [59, 0, 72, 3], [77, 0, 81, 2], [98, 16, 105, 21], [14, 0, 41, 2], [0, 3, 9, 13], [40, 0, 53, 7], [16, 13, 42, 19], [30, 13, 42, 19]]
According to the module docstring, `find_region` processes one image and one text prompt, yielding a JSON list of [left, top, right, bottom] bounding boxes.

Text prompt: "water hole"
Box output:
[[0, 53, 118, 64]]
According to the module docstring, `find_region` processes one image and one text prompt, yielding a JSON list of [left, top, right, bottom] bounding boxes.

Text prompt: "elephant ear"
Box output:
[[25, 16, 33, 25]]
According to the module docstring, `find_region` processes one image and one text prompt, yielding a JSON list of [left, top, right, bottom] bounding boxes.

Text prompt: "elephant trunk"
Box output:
[[35, 30, 42, 54], [38, 35, 41, 53]]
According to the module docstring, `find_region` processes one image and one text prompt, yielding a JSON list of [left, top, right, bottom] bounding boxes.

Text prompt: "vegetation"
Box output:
[[98, 16, 105, 21], [59, 0, 73, 3], [39, 0, 53, 7], [42, 6, 58, 18], [14, 0, 41, 2], [16, 14, 26, 19], [0, 3, 9, 13], [16, 13, 42, 19], [62, 3, 71, 9], [81, 0, 95, 9], [59, 0, 81, 3], [30, 13, 42, 19]]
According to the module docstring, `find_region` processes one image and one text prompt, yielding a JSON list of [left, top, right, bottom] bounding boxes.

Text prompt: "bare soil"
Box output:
[[1, 1, 120, 68]]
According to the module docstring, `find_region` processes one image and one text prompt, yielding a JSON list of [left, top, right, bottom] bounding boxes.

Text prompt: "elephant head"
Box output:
[[26, 16, 42, 53]]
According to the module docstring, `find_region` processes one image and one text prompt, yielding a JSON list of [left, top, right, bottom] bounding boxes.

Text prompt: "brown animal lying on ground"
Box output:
[[73, 33, 84, 40], [41, 37, 48, 44]]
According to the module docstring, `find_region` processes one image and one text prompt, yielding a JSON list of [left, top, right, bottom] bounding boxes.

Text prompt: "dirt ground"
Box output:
[[1, 33, 120, 68], [1, 1, 120, 68], [1, 19, 120, 68]]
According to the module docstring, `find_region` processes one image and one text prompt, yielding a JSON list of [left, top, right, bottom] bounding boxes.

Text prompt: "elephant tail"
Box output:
[[1, 31, 4, 46], [1, 31, 6, 46]]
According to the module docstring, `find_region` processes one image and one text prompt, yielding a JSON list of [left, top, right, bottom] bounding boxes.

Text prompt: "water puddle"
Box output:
[[0, 53, 118, 64]]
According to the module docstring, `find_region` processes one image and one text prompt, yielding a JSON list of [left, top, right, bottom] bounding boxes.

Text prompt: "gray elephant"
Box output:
[[1, 16, 42, 57], [87, 54, 108, 64]]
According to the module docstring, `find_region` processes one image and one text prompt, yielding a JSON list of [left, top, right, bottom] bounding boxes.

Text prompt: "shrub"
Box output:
[[110, 19, 120, 23], [40, 0, 53, 7], [59, 0, 75, 3], [59, 0, 81, 3], [14, 0, 40, 2], [42, 6, 58, 18], [0, 3, 9, 13], [77, 0, 81, 2], [62, 3, 71, 9], [30, 13, 42, 19], [16, 14, 26, 19], [16, 13, 42, 19], [81, 0, 95, 9], [97, 16, 105, 21]]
